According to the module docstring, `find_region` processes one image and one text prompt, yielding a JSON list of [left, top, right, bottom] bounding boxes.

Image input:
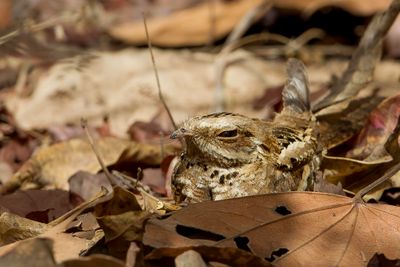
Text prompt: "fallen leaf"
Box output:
[[68, 171, 112, 201], [109, 0, 265, 46], [94, 186, 150, 260], [1, 137, 171, 193], [322, 100, 400, 200], [61, 254, 125, 267], [144, 192, 400, 266], [95, 187, 150, 243], [0, 189, 79, 223], [0, 212, 48, 245], [127, 107, 175, 143], [316, 94, 383, 149], [94, 187, 142, 217], [273, 0, 391, 16], [0, 188, 111, 263], [346, 93, 400, 160], [0, 238, 56, 267], [97, 211, 150, 243], [142, 168, 166, 196]]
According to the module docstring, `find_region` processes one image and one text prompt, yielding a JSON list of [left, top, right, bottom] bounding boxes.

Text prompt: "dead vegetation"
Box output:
[[1, 0, 400, 266]]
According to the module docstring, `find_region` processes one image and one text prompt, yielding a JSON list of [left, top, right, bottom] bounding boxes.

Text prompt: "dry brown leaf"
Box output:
[[0, 212, 48, 245], [144, 192, 400, 266], [0, 188, 111, 263], [322, 99, 400, 200], [97, 211, 150, 243], [316, 94, 383, 149], [1, 137, 173, 193], [109, 0, 264, 46], [0, 189, 79, 223], [273, 0, 391, 16], [68, 171, 112, 201], [61, 254, 125, 267], [0, 238, 56, 267], [347, 93, 400, 160], [95, 187, 150, 243]]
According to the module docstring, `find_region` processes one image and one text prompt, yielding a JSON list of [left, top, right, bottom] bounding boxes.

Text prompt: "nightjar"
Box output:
[[171, 59, 322, 203]]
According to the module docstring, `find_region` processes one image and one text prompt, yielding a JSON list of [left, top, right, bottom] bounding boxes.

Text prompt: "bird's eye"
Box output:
[[218, 129, 238, 138]]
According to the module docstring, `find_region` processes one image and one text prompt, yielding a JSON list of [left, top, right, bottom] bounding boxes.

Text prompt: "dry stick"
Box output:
[[0, 14, 77, 46], [142, 14, 177, 130], [222, 28, 325, 58], [313, 0, 400, 111], [354, 162, 400, 201], [81, 118, 117, 187], [214, 1, 272, 111]]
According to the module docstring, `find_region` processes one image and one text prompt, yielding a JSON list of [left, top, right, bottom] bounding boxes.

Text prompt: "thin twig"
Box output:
[[142, 14, 177, 130], [214, 1, 272, 111], [313, 0, 400, 111], [0, 14, 77, 46], [81, 118, 117, 187], [354, 162, 400, 201]]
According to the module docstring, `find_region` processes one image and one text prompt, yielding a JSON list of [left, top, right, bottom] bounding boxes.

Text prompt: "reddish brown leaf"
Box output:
[[347, 93, 400, 161], [0, 189, 80, 223]]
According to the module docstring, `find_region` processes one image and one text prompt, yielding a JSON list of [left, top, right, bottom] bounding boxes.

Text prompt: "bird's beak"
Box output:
[[170, 128, 193, 139]]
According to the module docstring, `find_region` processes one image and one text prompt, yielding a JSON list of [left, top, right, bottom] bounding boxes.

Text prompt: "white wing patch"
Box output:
[[277, 140, 312, 168]]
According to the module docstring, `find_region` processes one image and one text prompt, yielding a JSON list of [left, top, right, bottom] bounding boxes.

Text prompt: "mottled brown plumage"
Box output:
[[171, 59, 322, 203]]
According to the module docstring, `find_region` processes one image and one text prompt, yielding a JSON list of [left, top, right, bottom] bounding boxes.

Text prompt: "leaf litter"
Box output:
[[1, 0, 400, 266]]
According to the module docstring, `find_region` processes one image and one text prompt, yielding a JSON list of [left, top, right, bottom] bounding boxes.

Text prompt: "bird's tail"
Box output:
[[281, 58, 311, 114]]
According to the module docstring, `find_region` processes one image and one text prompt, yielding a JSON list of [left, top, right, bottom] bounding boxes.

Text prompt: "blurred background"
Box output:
[[0, 0, 400, 183]]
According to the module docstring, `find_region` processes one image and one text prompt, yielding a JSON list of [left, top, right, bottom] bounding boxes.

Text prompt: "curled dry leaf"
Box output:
[[144, 192, 400, 266], [0, 212, 48, 245], [95, 187, 150, 243]]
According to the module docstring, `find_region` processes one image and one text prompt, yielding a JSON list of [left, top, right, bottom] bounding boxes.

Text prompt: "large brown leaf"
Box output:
[[143, 192, 400, 266]]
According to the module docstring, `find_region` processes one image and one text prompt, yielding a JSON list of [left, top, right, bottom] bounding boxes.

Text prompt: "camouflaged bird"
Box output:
[[171, 59, 322, 203]]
